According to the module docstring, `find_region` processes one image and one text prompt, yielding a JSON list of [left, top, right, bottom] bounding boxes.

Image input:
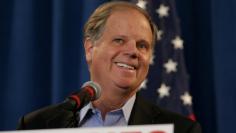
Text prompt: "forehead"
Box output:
[[102, 9, 153, 43]]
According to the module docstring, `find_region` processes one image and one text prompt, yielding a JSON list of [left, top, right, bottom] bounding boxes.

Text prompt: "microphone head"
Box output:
[[82, 81, 101, 101]]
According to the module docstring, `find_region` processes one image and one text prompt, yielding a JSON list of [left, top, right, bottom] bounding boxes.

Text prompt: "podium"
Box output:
[[0, 124, 173, 133]]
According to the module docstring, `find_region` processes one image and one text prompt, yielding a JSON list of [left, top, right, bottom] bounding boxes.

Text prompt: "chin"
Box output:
[[114, 80, 137, 90]]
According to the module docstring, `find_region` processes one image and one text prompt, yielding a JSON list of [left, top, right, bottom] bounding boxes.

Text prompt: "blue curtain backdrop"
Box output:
[[0, 0, 236, 133]]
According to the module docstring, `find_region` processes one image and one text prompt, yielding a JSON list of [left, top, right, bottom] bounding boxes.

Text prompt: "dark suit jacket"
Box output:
[[17, 94, 201, 133]]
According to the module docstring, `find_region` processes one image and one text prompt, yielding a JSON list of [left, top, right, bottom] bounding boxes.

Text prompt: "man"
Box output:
[[17, 1, 201, 133]]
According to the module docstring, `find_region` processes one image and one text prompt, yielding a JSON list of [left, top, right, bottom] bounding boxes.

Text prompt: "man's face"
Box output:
[[85, 9, 153, 97]]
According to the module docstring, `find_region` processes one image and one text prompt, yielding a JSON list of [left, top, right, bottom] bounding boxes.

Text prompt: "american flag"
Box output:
[[128, 0, 196, 120]]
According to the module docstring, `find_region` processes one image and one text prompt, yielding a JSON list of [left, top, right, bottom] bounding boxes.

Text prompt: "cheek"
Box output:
[[92, 48, 113, 69], [139, 56, 151, 75], [142, 55, 151, 67], [141, 64, 149, 77]]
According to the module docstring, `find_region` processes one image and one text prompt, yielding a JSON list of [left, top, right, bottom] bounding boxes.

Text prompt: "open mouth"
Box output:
[[115, 62, 136, 70]]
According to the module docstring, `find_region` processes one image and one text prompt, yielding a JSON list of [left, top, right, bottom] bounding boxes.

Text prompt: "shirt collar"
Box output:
[[122, 94, 136, 122], [78, 94, 136, 123]]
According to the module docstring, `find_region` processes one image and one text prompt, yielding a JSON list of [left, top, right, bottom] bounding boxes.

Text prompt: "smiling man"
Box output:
[[17, 1, 201, 133], [83, 3, 153, 119]]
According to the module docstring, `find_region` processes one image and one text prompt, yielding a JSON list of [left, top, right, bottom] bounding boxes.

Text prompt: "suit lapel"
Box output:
[[128, 93, 161, 125]]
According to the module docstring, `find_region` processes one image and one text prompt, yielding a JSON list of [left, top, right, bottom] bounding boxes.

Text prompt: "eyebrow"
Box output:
[[112, 34, 152, 47]]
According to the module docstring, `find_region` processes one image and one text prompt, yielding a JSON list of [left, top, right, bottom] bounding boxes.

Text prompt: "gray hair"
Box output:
[[83, 1, 157, 47]]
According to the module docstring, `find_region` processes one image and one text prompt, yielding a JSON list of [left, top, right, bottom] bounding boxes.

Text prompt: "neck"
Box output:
[[92, 93, 133, 120]]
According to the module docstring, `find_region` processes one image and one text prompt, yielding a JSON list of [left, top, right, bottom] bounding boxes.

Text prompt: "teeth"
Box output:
[[116, 63, 135, 70]]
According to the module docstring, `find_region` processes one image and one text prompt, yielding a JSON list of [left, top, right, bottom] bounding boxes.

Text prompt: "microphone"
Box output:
[[63, 81, 101, 111]]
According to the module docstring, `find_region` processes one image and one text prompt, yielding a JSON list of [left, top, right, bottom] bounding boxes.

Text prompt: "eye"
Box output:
[[113, 38, 124, 45], [138, 43, 147, 49], [137, 42, 150, 51]]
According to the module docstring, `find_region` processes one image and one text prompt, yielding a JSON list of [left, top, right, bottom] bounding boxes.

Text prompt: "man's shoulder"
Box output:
[[17, 103, 77, 130], [133, 95, 201, 133], [22, 104, 60, 122]]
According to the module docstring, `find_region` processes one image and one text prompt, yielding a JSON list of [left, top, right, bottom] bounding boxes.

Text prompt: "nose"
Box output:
[[124, 40, 139, 59]]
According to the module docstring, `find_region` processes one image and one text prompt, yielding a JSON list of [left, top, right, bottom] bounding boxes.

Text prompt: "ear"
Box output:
[[84, 38, 94, 65]]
